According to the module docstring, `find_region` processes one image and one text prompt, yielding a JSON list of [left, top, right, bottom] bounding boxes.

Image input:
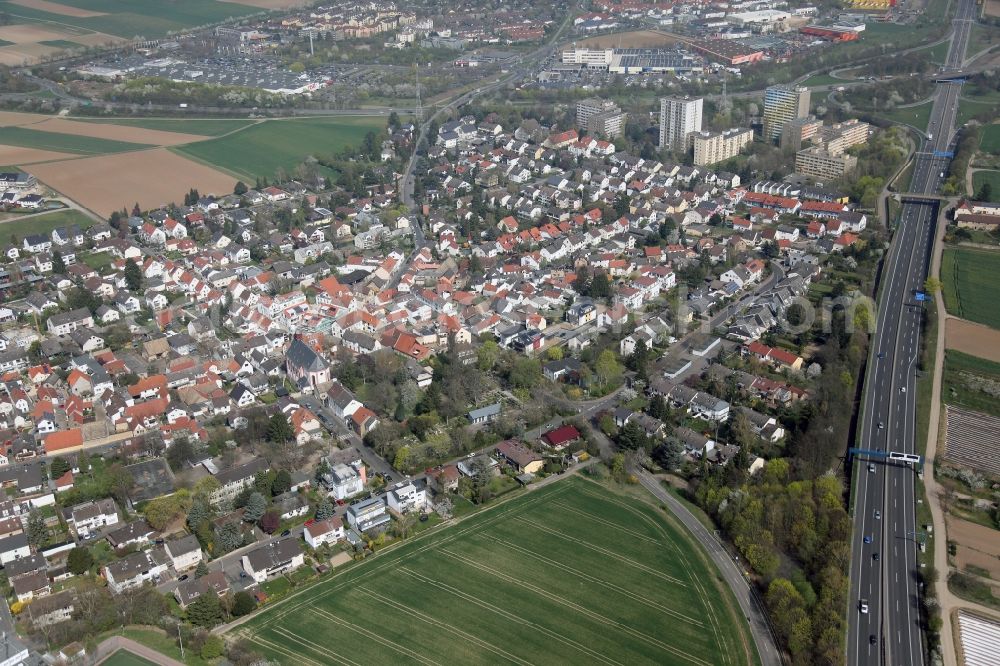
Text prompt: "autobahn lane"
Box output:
[[849, 1, 976, 663]]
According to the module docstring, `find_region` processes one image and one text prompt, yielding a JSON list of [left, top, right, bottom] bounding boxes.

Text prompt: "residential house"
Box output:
[[304, 516, 345, 549], [241, 538, 304, 583]]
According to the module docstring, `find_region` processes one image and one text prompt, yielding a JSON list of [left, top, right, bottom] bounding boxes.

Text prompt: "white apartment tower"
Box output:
[[659, 96, 703, 151]]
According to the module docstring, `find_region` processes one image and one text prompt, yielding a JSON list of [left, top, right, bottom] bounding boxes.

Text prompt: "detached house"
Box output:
[[241, 537, 304, 583]]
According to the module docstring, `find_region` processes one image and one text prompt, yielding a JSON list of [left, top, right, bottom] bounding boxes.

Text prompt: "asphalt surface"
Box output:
[[847, 1, 976, 664]]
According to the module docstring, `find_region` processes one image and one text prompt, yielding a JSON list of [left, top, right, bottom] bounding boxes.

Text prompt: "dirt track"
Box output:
[[29, 148, 236, 217], [945, 317, 1000, 363]]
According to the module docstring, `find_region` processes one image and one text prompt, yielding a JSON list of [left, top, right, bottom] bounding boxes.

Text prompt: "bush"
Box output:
[[200, 635, 224, 660]]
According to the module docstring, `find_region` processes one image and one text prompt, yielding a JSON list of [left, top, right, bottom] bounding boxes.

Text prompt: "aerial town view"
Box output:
[[0, 0, 998, 664]]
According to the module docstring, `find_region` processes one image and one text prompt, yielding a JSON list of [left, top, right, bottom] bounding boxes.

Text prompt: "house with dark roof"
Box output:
[[285, 338, 330, 391], [208, 458, 269, 506], [495, 440, 543, 474], [241, 537, 304, 583]]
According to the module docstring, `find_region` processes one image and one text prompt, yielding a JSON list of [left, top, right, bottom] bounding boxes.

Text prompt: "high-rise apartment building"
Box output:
[[780, 116, 822, 151], [659, 96, 703, 151], [763, 85, 810, 141], [692, 128, 754, 166], [576, 98, 627, 138]]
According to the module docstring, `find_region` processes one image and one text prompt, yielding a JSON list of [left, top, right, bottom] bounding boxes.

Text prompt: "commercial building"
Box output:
[[659, 96, 703, 151], [780, 116, 823, 151], [608, 49, 703, 74], [763, 85, 810, 141], [561, 47, 613, 67], [795, 147, 858, 180], [576, 98, 627, 138], [692, 128, 754, 166]]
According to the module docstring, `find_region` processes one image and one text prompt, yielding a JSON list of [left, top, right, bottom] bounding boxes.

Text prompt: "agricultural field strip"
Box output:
[[245, 481, 741, 666], [250, 485, 574, 631], [944, 406, 1000, 476], [511, 515, 688, 586], [356, 588, 534, 666], [311, 606, 441, 666], [437, 547, 712, 666], [480, 533, 702, 625], [396, 566, 626, 666], [591, 488, 737, 666]]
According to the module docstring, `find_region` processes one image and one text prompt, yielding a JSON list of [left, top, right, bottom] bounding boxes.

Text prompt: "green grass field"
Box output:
[[174, 116, 386, 180], [0, 126, 149, 155], [942, 351, 1000, 418], [801, 73, 843, 88], [0, 0, 261, 39], [233, 477, 758, 666], [878, 102, 932, 130], [100, 649, 156, 666], [941, 246, 1000, 329], [77, 117, 254, 137], [972, 170, 1000, 198], [37, 40, 83, 50], [979, 125, 1000, 154], [0, 208, 94, 245]]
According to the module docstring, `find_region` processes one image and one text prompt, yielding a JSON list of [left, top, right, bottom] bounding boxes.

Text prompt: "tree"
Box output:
[[49, 457, 71, 480], [52, 250, 66, 274], [187, 498, 211, 530], [233, 180, 248, 195], [477, 339, 500, 371], [123, 257, 142, 292], [590, 272, 611, 299], [267, 413, 293, 443], [67, 547, 93, 575], [923, 276, 941, 294], [243, 492, 267, 523], [231, 591, 256, 617], [615, 421, 649, 452], [195, 560, 209, 579], [26, 510, 46, 549], [143, 491, 192, 531], [215, 521, 243, 553], [259, 510, 280, 534], [187, 592, 223, 627], [545, 346, 564, 361], [104, 463, 133, 504], [573, 265, 591, 294], [508, 357, 542, 389], [977, 180, 992, 201], [594, 350, 623, 386], [316, 499, 334, 521], [271, 469, 292, 496], [613, 192, 631, 216]]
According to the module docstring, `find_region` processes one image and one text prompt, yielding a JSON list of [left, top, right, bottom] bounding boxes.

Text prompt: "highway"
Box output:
[[847, 0, 977, 664]]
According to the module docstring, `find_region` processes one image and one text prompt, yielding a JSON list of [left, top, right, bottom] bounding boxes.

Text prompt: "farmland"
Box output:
[[942, 350, 1000, 418], [78, 117, 254, 137], [972, 170, 1000, 198], [0, 207, 94, 244], [0, 0, 263, 39], [940, 247, 1000, 329], [174, 116, 388, 180], [0, 126, 150, 155], [978, 124, 1000, 154], [233, 476, 758, 666], [29, 148, 236, 218]]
